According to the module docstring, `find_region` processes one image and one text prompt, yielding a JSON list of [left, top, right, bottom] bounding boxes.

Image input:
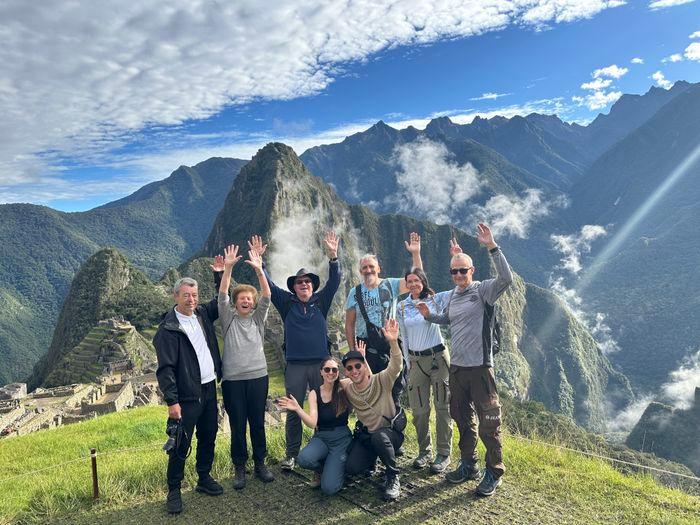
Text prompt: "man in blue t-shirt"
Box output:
[[345, 232, 422, 379]]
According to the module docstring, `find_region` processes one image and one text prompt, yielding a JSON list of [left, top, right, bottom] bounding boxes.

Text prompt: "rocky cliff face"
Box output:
[[190, 142, 633, 430]]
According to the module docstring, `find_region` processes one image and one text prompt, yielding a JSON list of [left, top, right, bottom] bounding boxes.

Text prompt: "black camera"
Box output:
[[163, 418, 181, 455]]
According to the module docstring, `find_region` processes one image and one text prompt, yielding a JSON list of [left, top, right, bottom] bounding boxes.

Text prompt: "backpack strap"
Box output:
[[354, 284, 372, 327]]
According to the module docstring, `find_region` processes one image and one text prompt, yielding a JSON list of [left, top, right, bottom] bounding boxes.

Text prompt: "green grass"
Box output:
[[1, 394, 698, 524]]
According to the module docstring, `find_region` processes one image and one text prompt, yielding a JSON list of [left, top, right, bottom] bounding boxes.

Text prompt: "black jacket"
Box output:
[[154, 278, 223, 406]]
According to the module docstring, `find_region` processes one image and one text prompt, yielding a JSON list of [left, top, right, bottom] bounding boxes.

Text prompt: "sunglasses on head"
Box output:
[[450, 267, 472, 275], [323, 366, 338, 373], [345, 363, 363, 371], [295, 278, 312, 285]]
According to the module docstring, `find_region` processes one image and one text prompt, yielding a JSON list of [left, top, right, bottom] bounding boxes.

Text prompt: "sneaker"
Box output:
[[166, 487, 182, 514], [475, 469, 501, 497], [445, 460, 481, 484], [308, 471, 322, 488], [429, 454, 451, 474], [254, 462, 275, 483], [280, 456, 296, 471], [412, 452, 432, 469], [383, 473, 401, 500], [233, 465, 246, 490], [195, 475, 224, 496]]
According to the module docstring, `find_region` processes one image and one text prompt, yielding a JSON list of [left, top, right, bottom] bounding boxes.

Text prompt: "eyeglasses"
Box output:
[[450, 267, 472, 275], [295, 278, 312, 285], [323, 367, 339, 373], [345, 363, 363, 371]]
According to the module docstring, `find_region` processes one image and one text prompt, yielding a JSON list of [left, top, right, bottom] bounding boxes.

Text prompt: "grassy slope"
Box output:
[[1, 400, 698, 525]]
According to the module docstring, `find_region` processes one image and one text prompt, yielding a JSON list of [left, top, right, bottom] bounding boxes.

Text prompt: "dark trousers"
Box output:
[[449, 365, 505, 478], [345, 426, 404, 478], [222, 375, 269, 466], [167, 380, 218, 489], [284, 361, 323, 457]]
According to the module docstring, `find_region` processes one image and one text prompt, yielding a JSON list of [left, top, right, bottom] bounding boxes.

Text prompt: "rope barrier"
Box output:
[[510, 434, 700, 482]]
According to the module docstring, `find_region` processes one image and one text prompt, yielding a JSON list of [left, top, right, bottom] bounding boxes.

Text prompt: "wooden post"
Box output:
[[90, 448, 99, 500]]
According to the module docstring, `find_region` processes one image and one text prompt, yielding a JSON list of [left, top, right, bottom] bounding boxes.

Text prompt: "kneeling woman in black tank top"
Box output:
[[276, 357, 351, 494]]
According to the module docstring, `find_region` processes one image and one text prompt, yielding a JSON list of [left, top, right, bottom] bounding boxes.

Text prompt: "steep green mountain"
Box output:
[[0, 157, 246, 384], [626, 388, 700, 476], [566, 82, 700, 390], [28, 248, 170, 390], [190, 142, 633, 430]]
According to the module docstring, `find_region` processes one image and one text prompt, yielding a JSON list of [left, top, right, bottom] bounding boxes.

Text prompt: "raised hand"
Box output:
[[276, 394, 300, 412], [476, 223, 496, 249], [247, 235, 267, 257], [356, 338, 367, 358], [449, 237, 462, 256], [416, 302, 430, 319], [404, 231, 421, 255], [323, 230, 339, 259], [245, 250, 264, 272], [210, 255, 225, 272], [382, 318, 399, 342], [224, 244, 242, 267]]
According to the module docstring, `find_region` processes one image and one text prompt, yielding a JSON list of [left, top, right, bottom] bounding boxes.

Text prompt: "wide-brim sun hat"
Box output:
[[286, 268, 321, 293]]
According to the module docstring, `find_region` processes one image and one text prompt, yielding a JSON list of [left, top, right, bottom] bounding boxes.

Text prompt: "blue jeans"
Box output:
[[297, 426, 352, 495]]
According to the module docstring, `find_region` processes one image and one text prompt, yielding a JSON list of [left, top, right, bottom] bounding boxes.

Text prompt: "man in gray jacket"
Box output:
[[417, 223, 512, 497]]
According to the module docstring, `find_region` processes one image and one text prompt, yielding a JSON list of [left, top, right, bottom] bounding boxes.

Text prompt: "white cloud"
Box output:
[[685, 42, 700, 61], [470, 92, 511, 101], [690, 31, 700, 39], [551, 224, 607, 274], [592, 64, 629, 79], [649, 0, 695, 9], [391, 138, 483, 224], [0, 0, 626, 200], [473, 189, 557, 238], [652, 70, 673, 89], [662, 53, 684, 63], [581, 78, 612, 91], [573, 90, 623, 110], [631, 57, 644, 64], [607, 395, 655, 432]]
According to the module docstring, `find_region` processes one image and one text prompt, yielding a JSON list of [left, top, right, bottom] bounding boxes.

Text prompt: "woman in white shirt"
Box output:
[[397, 267, 453, 474]]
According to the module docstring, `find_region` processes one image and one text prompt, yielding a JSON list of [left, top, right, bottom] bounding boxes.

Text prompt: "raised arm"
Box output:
[[356, 338, 372, 375], [249, 234, 288, 310], [345, 308, 357, 351], [475, 223, 512, 304], [399, 232, 422, 294], [417, 301, 450, 325], [319, 231, 342, 314], [219, 245, 242, 294], [245, 250, 270, 298], [201, 254, 226, 321], [380, 319, 403, 381], [276, 391, 318, 429]]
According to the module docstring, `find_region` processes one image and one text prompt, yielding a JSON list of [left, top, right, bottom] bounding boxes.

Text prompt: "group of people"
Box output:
[[154, 223, 512, 514]]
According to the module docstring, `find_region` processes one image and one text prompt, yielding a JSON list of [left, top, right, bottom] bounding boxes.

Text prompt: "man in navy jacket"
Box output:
[[249, 232, 341, 470]]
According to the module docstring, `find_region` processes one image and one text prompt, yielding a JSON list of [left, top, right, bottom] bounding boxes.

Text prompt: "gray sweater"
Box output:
[[426, 248, 512, 368], [218, 293, 270, 381]]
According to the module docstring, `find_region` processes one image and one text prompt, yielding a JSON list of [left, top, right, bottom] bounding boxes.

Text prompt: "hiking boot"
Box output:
[[445, 460, 481, 484], [308, 471, 322, 488], [280, 456, 296, 471], [429, 454, 451, 474], [383, 473, 401, 500], [412, 452, 432, 469], [475, 469, 501, 497], [255, 462, 275, 483], [195, 475, 224, 496], [166, 487, 182, 514], [233, 465, 246, 490]]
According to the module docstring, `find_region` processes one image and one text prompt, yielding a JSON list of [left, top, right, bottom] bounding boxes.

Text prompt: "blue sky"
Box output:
[[1, 0, 699, 211]]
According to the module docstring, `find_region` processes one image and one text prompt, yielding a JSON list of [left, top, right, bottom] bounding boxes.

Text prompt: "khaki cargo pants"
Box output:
[[407, 350, 453, 457]]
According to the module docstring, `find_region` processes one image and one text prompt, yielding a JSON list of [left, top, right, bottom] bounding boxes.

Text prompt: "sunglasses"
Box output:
[[295, 278, 312, 285], [323, 367, 339, 373], [345, 363, 363, 371], [450, 267, 473, 275]]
